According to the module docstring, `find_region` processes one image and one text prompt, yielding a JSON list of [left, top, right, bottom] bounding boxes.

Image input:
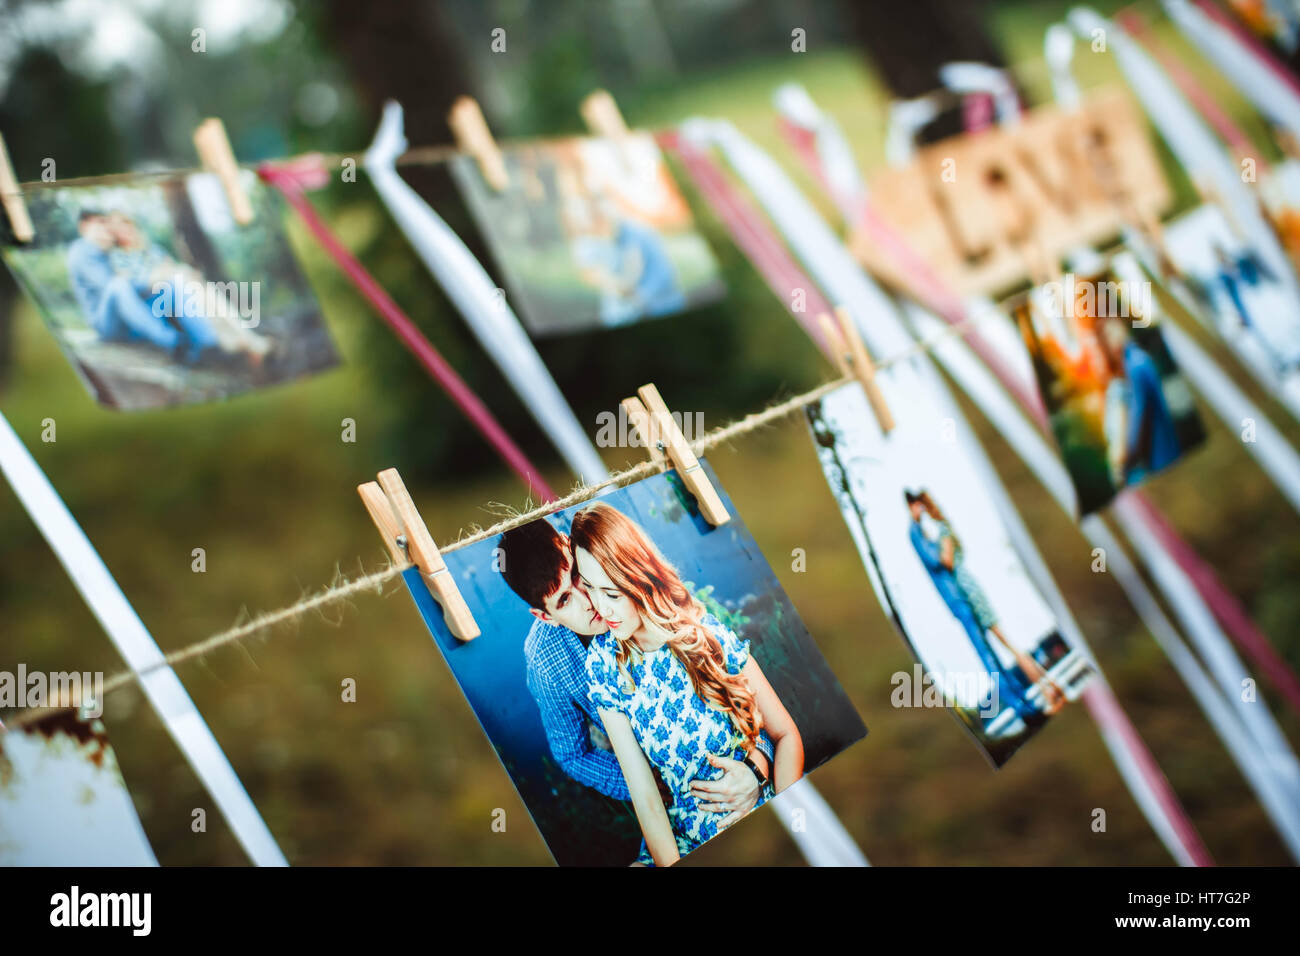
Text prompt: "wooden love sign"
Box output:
[[851, 86, 1171, 296]]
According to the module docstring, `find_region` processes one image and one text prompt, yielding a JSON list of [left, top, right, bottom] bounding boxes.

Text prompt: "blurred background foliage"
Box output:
[[1, 0, 1298, 865]]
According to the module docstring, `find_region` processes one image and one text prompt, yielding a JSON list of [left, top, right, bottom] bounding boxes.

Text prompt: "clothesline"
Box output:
[[0, 279, 1024, 731], [11, 132, 667, 192]]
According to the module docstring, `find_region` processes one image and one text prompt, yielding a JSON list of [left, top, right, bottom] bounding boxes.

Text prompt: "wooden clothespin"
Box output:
[[0, 132, 33, 243], [621, 395, 666, 462], [631, 383, 729, 526], [580, 89, 637, 170], [357, 467, 480, 641], [580, 89, 630, 139], [819, 306, 895, 434], [193, 118, 254, 226], [447, 96, 509, 192]]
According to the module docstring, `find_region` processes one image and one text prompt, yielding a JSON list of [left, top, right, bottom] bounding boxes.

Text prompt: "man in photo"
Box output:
[[904, 490, 1046, 735], [66, 209, 269, 367], [572, 196, 685, 323], [497, 519, 770, 819], [66, 209, 215, 360]]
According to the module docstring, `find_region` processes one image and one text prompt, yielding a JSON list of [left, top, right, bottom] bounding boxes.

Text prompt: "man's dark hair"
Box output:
[[78, 209, 106, 223], [498, 519, 570, 611]]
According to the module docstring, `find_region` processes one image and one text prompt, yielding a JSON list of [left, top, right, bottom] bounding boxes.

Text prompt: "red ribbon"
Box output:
[[259, 157, 555, 501]]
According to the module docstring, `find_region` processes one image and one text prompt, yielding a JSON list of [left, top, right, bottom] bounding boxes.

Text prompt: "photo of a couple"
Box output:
[[905, 489, 1065, 737], [450, 133, 724, 337], [1014, 266, 1203, 515], [400, 465, 865, 866], [66, 207, 271, 369], [2, 171, 339, 409], [1157, 206, 1300, 384], [807, 379, 1092, 767]]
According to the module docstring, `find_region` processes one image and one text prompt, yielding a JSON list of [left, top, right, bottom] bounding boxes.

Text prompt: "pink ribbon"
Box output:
[[774, 119, 1049, 422], [662, 131, 834, 354], [259, 157, 556, 501], [1118, 9, 1269, 169], [1126, 489, 1300, 712], [962, 92, 997, 134], [1193, 0, 1300, 100]]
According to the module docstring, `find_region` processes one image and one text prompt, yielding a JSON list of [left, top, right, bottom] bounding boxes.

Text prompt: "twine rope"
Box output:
[[1, 303, 1009, 732]]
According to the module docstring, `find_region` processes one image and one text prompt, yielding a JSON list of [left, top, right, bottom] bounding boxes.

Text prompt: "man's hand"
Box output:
[[689, 752, 767, 829]]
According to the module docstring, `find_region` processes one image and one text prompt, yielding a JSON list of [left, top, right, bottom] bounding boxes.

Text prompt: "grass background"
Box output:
[[2, 1, 1299, 865]]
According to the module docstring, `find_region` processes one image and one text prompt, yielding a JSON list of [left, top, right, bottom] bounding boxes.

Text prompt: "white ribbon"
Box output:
[[0, 411, 287, 866], [773, 83, 865, 223], [364, 101, 609, 483], [1067, 7, 1300, 314], [937, 62, 1022, 126], [1162, 0, 1300, 140]]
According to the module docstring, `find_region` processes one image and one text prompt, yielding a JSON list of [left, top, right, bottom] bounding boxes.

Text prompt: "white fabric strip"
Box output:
[[0, 411, 287, 866], [1161, 0, 1300, 139], [1161, 320, 1300, 515], [364, 101, 609, 484], [770, 778, 870, 866], [1067, 7, 1300, 318], [772, 84, 864, 223]]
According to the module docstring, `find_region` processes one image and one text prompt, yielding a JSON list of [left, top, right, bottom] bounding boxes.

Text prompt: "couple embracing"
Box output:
[[905, 489, 1065, 731], [500, 502, 804, 866]]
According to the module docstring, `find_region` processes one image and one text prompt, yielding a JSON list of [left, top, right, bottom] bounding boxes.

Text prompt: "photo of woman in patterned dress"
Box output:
[[569, 502, 805, 867]]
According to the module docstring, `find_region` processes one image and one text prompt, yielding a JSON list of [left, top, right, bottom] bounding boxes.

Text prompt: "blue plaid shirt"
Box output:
[[523, 616, 774, 803], [525, 618, 631, 800]]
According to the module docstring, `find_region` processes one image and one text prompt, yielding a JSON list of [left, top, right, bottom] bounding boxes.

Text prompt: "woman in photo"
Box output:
[[906, 490, 1064, 721], [569, 502, 804, 866], [1097, 322, 1132, 489]]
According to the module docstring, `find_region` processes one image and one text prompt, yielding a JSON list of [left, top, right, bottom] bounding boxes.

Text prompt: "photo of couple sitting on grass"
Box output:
[[421, 468, 864, 867], [2, 172, 338, 409]]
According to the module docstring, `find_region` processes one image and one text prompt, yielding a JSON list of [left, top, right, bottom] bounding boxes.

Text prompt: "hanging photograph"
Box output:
[[400, 463, 865, 866], [0, 712, 156, 865], [450, 132, 725, 336], [1143, 203, 1300, 409], [806, 377, 1093, 767], [1, 170, 339, 410], [1011, 265, 1205, 515]]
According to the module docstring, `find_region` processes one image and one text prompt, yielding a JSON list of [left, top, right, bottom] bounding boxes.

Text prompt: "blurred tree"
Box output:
[[841, 0, 1013, 142], [0, 45, 124, 386], [319, 0, 468, 148]]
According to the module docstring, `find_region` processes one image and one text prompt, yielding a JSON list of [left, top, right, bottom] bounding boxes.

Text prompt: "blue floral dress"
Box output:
[[585, 614, 770, 861]]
